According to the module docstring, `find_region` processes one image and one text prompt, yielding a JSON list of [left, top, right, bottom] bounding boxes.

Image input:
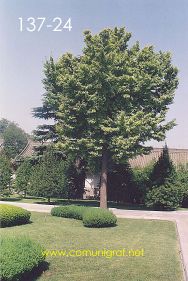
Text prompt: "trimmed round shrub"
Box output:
[[145, 183, 184, 210], [82, 208, 117, 228], [0, 236, 45, 281], [51, 205, 87, 220], [0, 204, 31, 227]]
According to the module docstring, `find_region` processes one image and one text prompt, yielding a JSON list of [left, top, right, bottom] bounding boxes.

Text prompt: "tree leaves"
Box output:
[[34, 27, 178, 166]]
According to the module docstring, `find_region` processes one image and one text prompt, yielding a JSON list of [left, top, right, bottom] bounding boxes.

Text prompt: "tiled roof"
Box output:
[[129, 148, 188, 168], [2, 136, 187, 168], [22, 140, 40, 157]]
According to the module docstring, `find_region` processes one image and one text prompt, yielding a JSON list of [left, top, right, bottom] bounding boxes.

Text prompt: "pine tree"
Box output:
[[150, 144, 176, 186]]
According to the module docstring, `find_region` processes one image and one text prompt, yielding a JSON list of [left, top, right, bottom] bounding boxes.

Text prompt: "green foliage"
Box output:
[[29, 148, 68, 202], [176, 165, 188, 207], [15, 158, 33, 196], [29, 148, 85, 201], [0, 155, 12, 193], [0, 204, 31, 227], [82, 208, 117, 228], [51, 205, 87, 220], [108, 162, 138, 203], [0, 236, 45, 281], [32, 56, 61, 143], [1, 120, 28, 159], [145, 183, 183, 210], [150, 145, 176, 186], [54, 28, 178, 162], [34, 27, 178, 208], [51, 206, 117, 228], [133, 163, 154, 202], [65, 156, 85, 199], [0, 119, 10, 135]]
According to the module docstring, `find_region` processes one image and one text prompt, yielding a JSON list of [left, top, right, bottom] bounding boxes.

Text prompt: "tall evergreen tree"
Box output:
[[150, 144, 176, 186]]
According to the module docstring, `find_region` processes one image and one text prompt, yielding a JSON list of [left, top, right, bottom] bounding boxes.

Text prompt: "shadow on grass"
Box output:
[[0, 197, 22, 202], [33, 199, 147, 209], [35, 199, 150, 209], [20, 261, 49, 281], [0, 221, 33, 229], [1, 196, 179, 212], [35, 199, 100, 207]]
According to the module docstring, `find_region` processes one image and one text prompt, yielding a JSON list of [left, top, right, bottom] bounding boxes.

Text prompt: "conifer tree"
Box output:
[[150, 144, 176, 186]]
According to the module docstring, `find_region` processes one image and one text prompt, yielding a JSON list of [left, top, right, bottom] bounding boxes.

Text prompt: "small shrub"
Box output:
[[83, 208, 117, 228], [145, 183, 184, 210], [0, 204, 31, 227], [176, 166, 188, 207], [0, 236, 45, 281], [51, 205, 87, 220]]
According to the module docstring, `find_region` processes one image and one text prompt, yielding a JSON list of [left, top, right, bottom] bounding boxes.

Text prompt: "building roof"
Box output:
[[14, 140, 41, 160], [1, 136, 188, 168], [129, 148, 188, 168]]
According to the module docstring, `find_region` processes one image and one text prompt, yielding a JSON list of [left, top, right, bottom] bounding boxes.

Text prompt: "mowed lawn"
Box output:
[[0, 212, 183, 281]]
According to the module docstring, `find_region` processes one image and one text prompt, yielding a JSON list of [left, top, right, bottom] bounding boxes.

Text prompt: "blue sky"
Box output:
[[0, 0, 187, 148]]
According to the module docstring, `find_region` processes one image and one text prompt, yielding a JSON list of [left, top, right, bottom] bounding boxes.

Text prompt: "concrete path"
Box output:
[[0, 201, 187, 280]]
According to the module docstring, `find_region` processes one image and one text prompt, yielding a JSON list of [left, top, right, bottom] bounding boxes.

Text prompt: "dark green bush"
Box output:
[[51, 205, 87, 220], [0, 236, 45, 281], [182, 190, 188, 207], [145, 183, 184, 210], [83, 208, 117, 228], [176, 166, 188, 207], [0, 204, 31, 227]]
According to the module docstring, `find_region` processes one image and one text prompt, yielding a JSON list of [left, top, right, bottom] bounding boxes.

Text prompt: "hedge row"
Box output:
[[0, 204, 31, 227], [51, 205, 117, 228], [51, 205, 86, 220]]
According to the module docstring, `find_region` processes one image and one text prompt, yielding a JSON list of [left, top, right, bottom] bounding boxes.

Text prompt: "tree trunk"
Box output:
[[47, 197, 50, 204], [100, 146, 108, 209], [24, 190, 27, 198]]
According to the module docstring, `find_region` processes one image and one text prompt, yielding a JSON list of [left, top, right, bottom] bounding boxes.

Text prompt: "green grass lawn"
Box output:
[[0, 212, 183, 281]]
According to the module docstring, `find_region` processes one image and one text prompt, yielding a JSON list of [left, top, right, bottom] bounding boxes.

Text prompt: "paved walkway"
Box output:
[[0, 201, 187, 280]]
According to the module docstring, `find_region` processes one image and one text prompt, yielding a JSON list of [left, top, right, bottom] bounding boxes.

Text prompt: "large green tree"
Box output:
[[0, 119, 28, 159], [36, 27, 178, 208]]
